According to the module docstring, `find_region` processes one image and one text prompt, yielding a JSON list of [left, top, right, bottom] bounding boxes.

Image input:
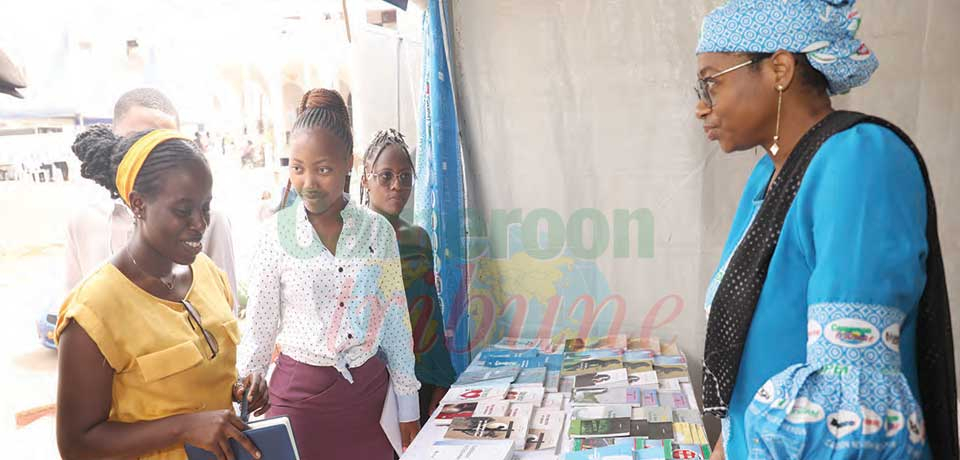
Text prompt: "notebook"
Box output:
[[184, 416, 300, 460]]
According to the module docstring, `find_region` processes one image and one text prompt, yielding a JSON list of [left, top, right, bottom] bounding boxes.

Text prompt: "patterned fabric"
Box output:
[[400, 241, 457, 388], [236, 197, 422, 422], [745, 303, 925, 459], [697, 0, 878, 95], [702, 117, 951, 459]]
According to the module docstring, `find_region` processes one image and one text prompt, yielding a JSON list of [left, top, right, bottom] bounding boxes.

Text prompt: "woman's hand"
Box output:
[[178, 410, 260, 460], [233, 373, 270, 417], [399, 420, 421, 452]]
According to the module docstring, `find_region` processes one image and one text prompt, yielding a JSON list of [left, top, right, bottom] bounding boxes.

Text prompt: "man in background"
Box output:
[[63, 88, 239, 307]]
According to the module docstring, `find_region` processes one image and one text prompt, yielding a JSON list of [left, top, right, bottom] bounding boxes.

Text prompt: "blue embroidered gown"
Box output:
[[705, 123, 932, 459]]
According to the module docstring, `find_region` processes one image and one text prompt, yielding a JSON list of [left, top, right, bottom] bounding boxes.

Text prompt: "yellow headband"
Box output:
[[115, 129, 191, 206]]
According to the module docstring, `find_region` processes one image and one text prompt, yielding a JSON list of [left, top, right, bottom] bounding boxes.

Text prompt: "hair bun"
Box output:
[[298, 88, 350, 125]]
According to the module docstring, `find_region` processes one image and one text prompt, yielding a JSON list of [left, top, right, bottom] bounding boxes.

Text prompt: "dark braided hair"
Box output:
[[281, 88, 354, 207], [360, 128, 415, 206], [71, 125, 208, 201], [292, 88, 353, 156]]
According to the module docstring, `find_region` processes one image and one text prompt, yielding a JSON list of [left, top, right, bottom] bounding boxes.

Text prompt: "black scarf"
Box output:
[[701, 110, 958, 457]]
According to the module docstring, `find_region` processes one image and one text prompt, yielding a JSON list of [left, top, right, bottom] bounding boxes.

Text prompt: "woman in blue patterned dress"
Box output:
[[695, 1, 957, 459]]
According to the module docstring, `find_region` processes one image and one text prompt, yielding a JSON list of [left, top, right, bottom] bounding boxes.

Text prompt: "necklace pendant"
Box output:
[[770, 143, 780, 156]]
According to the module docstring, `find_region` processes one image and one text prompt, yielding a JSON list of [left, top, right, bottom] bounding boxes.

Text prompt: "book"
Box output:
[[654, 364, 688, 380], [494, 337, 557, 353], [563, 443, 633, 459], [435, 401, 510, 425], [658, 378, 682, 392], [658, 391, 689, 410], [622, 438, 673, 460], [574, 368, 628, 389], [571, 437, 619, 451], [456, 367, 521, 385], [653, 355, 687, 366], [541, 392, 565, 410], [623, 358, 654, 374], [564, 335, 627, 353], [568, 417, 632, 438], [629, 421, 674, 439], [627, 370, 658, 387], [513, 367, 547, 387], [444, 416, 519, 442], [543, 353, 564, 371], [623, 350, 656, 361], [571, 405, 632, 420], [523, 409, 565, 451], [442, 385, 509, 403], [477, 349, 539, 361], [659, 341, 681, 356], [485, 356, 546, 369], [672, 409, 703, 425], [671, 444, 711, 460], [561, 356, 624, 377], [627, 336, 661, 352], [505, 387, 545, 405], [504, 403, 533, 450], [681, 382, 700, 412], [185, 416, 299, 460], [544, 371, 561, 392], [572, 386, 629, 406], [427, 440, 514, 460], [643, 406, 674, 423]]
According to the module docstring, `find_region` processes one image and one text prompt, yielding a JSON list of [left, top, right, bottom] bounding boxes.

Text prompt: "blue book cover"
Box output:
[[563, 443, 634, 459], [543, 353, 563, 371], [477, 349, 539, 361], [185, 416, 299, 460], [486, 356, 546, 369]]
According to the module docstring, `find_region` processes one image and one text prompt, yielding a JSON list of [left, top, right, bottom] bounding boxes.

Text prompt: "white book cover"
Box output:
[[523, 409, 565, 451], [544, 371, 561, 393], [574, 368, 628, 389], [571, 386, 628, 406], [628, 370, 659, 387], [570, 404, 632, 420], [428, 440, 514, 460], [443, 385, 509, 403], [434, 401, 511, 426], [541, 392, 565, 410], [658, 378, 682, 392], [505, 403, 534, 450], [505, 386, 545, 405]]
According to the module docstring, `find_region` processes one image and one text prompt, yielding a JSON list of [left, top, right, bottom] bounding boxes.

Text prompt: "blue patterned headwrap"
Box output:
[[697, 0, 878, 95]]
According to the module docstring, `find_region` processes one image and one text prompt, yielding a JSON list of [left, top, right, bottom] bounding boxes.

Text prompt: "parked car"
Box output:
[[35, 295, 58, 350]]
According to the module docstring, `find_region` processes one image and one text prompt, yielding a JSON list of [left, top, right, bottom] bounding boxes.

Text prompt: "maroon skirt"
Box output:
[[266, 354, 392, 460]]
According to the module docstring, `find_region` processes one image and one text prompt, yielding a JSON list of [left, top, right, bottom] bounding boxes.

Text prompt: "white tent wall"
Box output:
[[446, 0, 960, 441]]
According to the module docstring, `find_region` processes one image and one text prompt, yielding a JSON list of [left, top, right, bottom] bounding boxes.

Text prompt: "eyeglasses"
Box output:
[[695, 59, 754, 108], [367, 170, 414, 188], [181, 299, 219, 360]]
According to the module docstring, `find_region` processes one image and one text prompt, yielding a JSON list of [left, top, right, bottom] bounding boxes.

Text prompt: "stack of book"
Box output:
[[426, 338, 569, 459], [559, 335, 710, 459], [415, 335, 710, 460]]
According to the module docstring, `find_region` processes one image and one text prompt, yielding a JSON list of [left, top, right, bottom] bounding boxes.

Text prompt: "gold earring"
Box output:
[[771, 85, 784, 156]]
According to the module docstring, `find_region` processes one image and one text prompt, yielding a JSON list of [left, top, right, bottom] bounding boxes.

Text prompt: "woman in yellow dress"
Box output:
[[56, 126, 269, 460]]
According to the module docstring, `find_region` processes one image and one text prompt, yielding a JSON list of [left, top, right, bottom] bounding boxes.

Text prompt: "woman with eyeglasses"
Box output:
[[695, 1, 955, 459], [56, 126, 269, 460], [360, 129, 457, 426], [237, 90, 422, 459]]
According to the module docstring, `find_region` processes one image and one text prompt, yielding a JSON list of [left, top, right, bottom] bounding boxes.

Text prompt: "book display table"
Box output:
[[401, 336, 711, 460]]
